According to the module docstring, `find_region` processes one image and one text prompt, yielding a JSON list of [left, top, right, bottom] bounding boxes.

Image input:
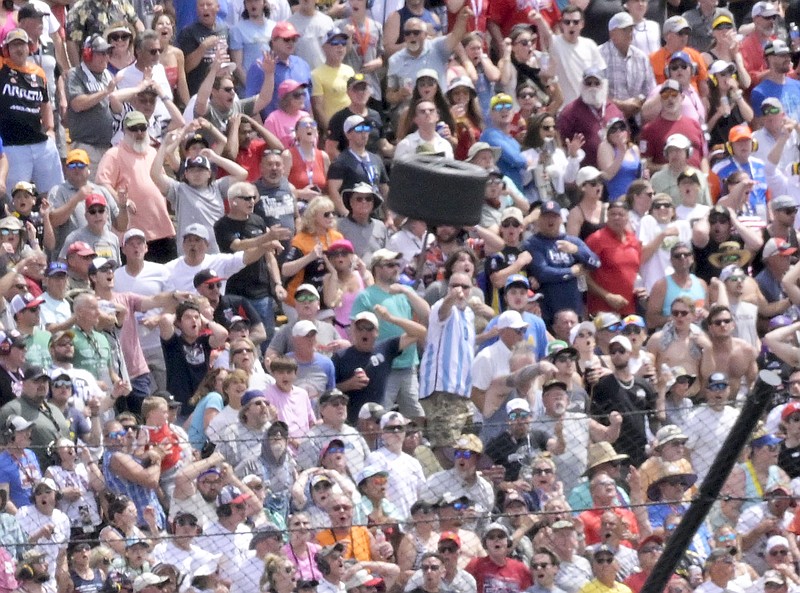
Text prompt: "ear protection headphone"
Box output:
[[724, 138, 758, 155], [82, 34, 102, 63], [16, 564, 34, 581]]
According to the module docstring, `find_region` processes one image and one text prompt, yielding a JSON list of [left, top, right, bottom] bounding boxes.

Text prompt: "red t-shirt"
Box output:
[[486, 0, 560, 37], [740, 32, 770, 85], [578, 507, 639, 547], [148, 424, 181, 471], [639, 116, 706, 168], [623, 571, 649, 593], [585, 226, 642, 316], [237, 138, 268, 182], [465, 556, 533, 593]]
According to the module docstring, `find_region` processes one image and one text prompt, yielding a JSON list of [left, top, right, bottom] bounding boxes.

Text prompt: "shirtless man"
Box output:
[[699, 304, 758, 398], [707, 273, 760, 351], [646, 295, 709, 395]]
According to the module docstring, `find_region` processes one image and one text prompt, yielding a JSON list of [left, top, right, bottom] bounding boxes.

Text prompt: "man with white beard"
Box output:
[[96, 111, 177, 264], [556, 68, 624, 167]]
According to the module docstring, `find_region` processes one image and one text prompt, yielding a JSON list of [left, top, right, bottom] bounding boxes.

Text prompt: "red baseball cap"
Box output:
[[84, 194, 107, 209], [67, 242, 96, 257], [439, 531, 461, 548], [783, 401, 800, 422], [271, 21, 299, 40]]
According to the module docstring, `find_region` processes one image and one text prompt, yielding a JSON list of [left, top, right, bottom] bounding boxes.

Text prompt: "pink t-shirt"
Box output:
[[111, 292, 149, 378], [264, 109, 310, 149], [263, 384, 316, 439], [95, 143, 175, 241], [283, 542, 322, 581]]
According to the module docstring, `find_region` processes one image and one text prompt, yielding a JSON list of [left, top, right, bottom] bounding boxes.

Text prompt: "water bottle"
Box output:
[[534, 164, 554, 202], [576, 271, 587, 293], [791, 22, 800, 50]]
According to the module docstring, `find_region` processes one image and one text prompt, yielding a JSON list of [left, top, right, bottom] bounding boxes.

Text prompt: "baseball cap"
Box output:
[[347, 73, 368, 89], [370, 248, 402, 269], [277, 79, 308, 100], [782, 402, 800, 421], [772, 195, 797, 211], [123, 228, 146, 244], [709, 60, 735, 76], [609, 335, 633, 352], [765, 39, 791, 56], [344, 115, 369, 133], [184, 156, 211, 170], [3, 29, 29, 45], [753, 1, 779, 17], [505, 398, 531, 414], [501, 207, 524, 224], [123, 110, 147, 128], [271, 21, 300, 39], [608, 11, 634, 30], [319, 389, 348, 406], [762, 97, 784, 114], [728, 124, 753, 143], [439, 531, 462, 547], [12, 181, 36, 196], [660, 79, 682, 93], [379, 411, 409, 430], [17, 3, 45, 19], [352, 311, 379, 328], [46, 262, 67, 276], [295, 283, 320, 299], [712, 14, 734, 28], [665, 133, 692, 150], [85, 33, 111, 53], [8, 416, 33, 431], [10, 293, 43, 317], [496, 310, 528, 330], [504, 274, 530, 290], [193, 269, 225, 288], [22, 364, 49, 381], [88, 257, 118, 275], [292, 319, 318, 337], [183, 223, 210, 241], [669, 50, 693, 65], [582, 67, 604, 82], [216, 484, 250, 506], [324, 26, 348, 44], [576, 166, 603, 186], [355, 464, 388, 485], [708, 371, 729, 387], [662, 16, 691, 36], [358, 402, 384, 420], [719, 264, 744, 282], [539, 200, 561, 215], [133, 574, 169, 593], [489, 93, 514, 110], [466, 142, 500, 162], [241, 390, 266, 408], [66, 149, 91, 165], [763, 237, 798, 258], [84, 193, 107, 209], [67, 241, 96, 257]]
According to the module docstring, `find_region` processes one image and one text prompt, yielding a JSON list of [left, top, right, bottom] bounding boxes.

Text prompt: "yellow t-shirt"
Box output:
[[579, 579, 633, 593], [311, 62, 356, 122]]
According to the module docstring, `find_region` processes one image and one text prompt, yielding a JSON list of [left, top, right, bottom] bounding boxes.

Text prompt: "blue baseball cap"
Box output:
[[505, 274, 530, 290], [46, 261, 68, 276]]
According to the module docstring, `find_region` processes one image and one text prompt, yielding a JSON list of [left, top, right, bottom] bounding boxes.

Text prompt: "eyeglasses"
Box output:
[[328, 250, 350, 257], [763, 105, 783, 115], [563, 18, 581, 25], [454, 449, 474, 459], [379, 261, 401, 268], [669, 62, 690, 70], [717, 533, 737, 543], [298, 120, 318, 128], [555, 354, 577, 364], [671, 252, 692, 259], [66, 162, 88, 170], [147, 48, 162, 55], [770, 549, 789, 556], [711, 318, 733, 326], [508, 411, 531, 420], [237, 195, 258, 201], [404, 29, 424, 36], [452, 501, 469, 510], [594, 557, 614, 565], [609, 347, 627, 355], [109, 33, 131, 41], [653, 203, 673, 210], [323, 211, 336, 218], [534, 467, 554, 475], [640, 546, 662, 553], [296, 294, 318, 303], [708, 383, 728, 391], [384, 425, 406, 433], [671, 309, 690, 317], [492, 103, 514, 111], [176, 516, 198, 527], [127, 124, 148, 133], [52, 379, 72, 388], [421, 564, 442, 572], [714, 23, 734, 30], [605, 323, 623, 332], [501, 220, 521, 228], [87, 208, 106, 215], [232, 348, 253, 355]]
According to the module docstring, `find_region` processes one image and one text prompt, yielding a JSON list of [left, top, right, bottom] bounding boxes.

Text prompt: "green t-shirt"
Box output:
[[350, 285, 417, 370], [71, 327, 113, 385], [24, 329, 53, 369]]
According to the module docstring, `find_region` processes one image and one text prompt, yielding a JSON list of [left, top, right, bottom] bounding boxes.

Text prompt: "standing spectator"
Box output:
[[585, 203, 642, 316], [311, 29, 354, 134], [480, 94, 527, 191], [229, 0, 275, 85], [682, 0, 734, 53], [740, 2, 779, 85], [177, 0, 229, 95], [96, 111, 177, 264], [336, 183, 388, 263], [0, 416, 40, 509], [578, 547, 632, 593], [526, 200, 600, 324], [288, 0, 333, 70], [335, 1, 384, 111], [326, 74, 391, 158], [64, 0, 142, 66], [66, 36, 116, 173], [544, 7, 606, 105], [0, 30, 63, 194], [751, 41, 800, 123], [649, 16, 709, 95]]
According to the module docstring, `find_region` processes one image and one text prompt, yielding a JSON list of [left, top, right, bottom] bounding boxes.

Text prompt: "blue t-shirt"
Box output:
[[480, 126, 528, 190], [245, 55, 312, 119], [751, 77, 800, 122], [0, 449, 41, 509], [188, 391, 225, 450], [230, 19, 275, 81]]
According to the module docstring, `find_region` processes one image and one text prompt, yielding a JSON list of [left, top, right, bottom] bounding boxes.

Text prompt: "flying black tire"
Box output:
[[387, 156, 488, 227]]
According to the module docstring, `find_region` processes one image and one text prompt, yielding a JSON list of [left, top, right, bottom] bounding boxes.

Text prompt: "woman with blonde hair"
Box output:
[[186, 368, 228, 449], [281, 197, 343, 314], [261, 553, 299, 593], [597, 118, 641, 203], [205, 369, 250, 444], [151, 10, 189, 108]]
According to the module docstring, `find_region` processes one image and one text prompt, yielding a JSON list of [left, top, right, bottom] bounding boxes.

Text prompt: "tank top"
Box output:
[[287, 145, 328, 192], [578, 203, 605, 241], [71, 569, 104, 593], [333, 273, 365, 339], [164, 65, 179, 91], [606, 148, 641, 202], [661, 274, 707, 316]]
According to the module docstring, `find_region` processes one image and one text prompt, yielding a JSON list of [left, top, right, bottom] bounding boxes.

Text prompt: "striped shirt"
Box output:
[[102, 450, 166, 530], [418, 299, 475, 398]]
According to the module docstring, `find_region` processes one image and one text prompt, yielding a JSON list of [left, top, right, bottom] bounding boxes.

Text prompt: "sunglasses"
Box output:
[[296, 294, 318, 303], [127, 124, 148, 133], [326, 447, 345, 454], [322, 211, 336, 218], [454, 449, 475, 459], [714, 23, 734, 30], [782, 208, 799, 215], [237, 195, 258, 201], [421, 565, 442, 572], [206, 282, 222, 290], [352, 124, 372, 133], [332, 504, 352, 511], [708, 383, 728, 391], [669, 62, 690, 70], [219, 86, 236, 93], [531, 563, 552, 569], [438, 546, 458, 553], [492, 103, 514, 111], [770, 549, 789, 556], [622, 326, 641, 335], [313, 482, 332, 491], [605, 323, 624, 332], [353, 195, 374, 202], [514, 39, 533, 46], [584, 79, 602, 87], [404, 29, 425, 36], [328, 250, 351, 257], [717, 534, 737, 543], [67, 162, 88, 170], [384, 425, 406, 433], [298, 120, 318, 128], [711, 318, 733, 326], [328, 38, 348, 46], [232, 348, 253, 355], [763, 105, 783, 115], [501, 220, 521, 228], [508, 411, 531, 420], [109, 33, 131, 41], [671, 252, 692, 259], [176, 516, 198, 527], [594, 557, 614, 565], [107, 430, 128, 439], [788, 415, 800, 423], [653, 203, 673, 210], [148, 48, 161, 55], [671, 309, 690, 317], [52, 379, 72, 388], [660, 90, 681, 99], [609, 347, 627, 355], [87, 208, 106, 215], [534, 467, 554, 475]]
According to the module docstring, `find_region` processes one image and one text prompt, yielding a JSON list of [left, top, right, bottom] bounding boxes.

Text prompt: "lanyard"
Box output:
[[351, 18, 371, 57], [351, 150, 377, 186], [745, 460, 764, 497]]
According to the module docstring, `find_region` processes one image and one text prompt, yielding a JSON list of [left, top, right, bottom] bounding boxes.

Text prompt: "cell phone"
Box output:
[[201, 441, 217, 459]]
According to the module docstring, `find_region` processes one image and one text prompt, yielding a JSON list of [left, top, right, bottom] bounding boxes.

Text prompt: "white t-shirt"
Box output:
[[114, 261, 172, 352], [637, 214, 692, 291], [549, 35, 606, 105], [684, 405, 739, 481], [364, 447, 424, 519], [39, 293, 71, 329], [164, 252, 247, 293]]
